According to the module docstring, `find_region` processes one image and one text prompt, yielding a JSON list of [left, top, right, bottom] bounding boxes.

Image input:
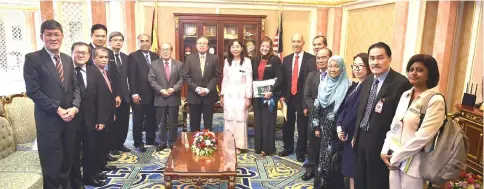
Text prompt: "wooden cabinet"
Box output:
[[174, 13, 266, 98], [455, 104, 483, 175]]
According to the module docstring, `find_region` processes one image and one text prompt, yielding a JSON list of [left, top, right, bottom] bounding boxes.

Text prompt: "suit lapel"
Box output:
[[359, 75, 373, 112], [201, 54, 208, 79], [169, 61, 177, 82], [374, 69, 395, 106], [41, 48, 64, 89], [60, 54, 70, 87], [158, 60, 168, 81]]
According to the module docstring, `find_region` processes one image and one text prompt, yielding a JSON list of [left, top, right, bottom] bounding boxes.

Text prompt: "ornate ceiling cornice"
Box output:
[[225, 0, 357, 6]]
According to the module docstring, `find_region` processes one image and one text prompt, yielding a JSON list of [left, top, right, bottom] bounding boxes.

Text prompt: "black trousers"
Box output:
[[305, 126, 321, 173], [355, 130, 389, 189], [253, 99, 277, 154], [37, 125, 76, 189], [132, 103, 156, 145], [282, 94, 308, 155], [189, 103, 214, 131], [156, 106, 179, 146], [70, 126, 84, 188], [113, 99, 130, 149], [82, 127, 104, 181]]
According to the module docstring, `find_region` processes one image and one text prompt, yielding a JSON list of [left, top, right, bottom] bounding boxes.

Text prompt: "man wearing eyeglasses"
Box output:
[[23, 19, 81, 189], [108, 32, 131, 154], [182, 36, 220, 132], [128, 34, 160, 152], [301, 47, 332, 181], [148, 42, 184, 151]]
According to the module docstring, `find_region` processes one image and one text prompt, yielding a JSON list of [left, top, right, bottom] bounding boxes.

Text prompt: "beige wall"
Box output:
[[344, 3, 395, 73], [420, 1, 438, 55], [471, 10, 483, 103], [450, 1, 475, 111], [141, 6, 310, 57]]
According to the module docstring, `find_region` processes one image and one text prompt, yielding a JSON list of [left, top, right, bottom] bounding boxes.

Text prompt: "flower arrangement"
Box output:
[[449, 171, 483, 189], [191, 129, 218, 157]]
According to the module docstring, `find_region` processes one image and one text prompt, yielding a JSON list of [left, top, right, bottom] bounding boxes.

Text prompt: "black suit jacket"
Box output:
[[109, 51, 130, 103], [23, 48, 81, 133], [128, 50, 160, 105], [252, 55, 283, 95], [182, 53, 221, 105], [303, 69, 321, 111], [353, 69, 412, 149], [281, 52, 315, 108], [76, 65, 113, 131]]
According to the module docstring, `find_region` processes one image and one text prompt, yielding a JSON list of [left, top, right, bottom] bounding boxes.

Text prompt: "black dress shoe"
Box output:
[[301, 172, 314, 181], [297, 154, 305, 162], [156, 144, 167, 152], [83, 179, 106, 187], [103, 165, 117, 171], [278, 150, 293, 157], [135, 144, 147, 152], [110, 149, 120, 155], [146, 141, 159, 146], [95, 172, 107, 180], [106, 154, 117, 162], [118, 145, 131, 152]]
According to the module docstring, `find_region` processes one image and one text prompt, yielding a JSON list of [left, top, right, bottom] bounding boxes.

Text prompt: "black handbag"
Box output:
[[330, 150, 343, 174]]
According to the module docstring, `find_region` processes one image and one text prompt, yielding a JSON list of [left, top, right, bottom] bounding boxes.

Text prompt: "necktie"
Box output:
[[291, 55, 299, 95], [102, 70, 112, 92], [164, 62, 170, 81], [145, 54, 150, 65], [115, 54, 122, 68], [200, 55, 205, 77], [320, 71, 327, 81], [54, 55, 64, 85], [360, 79, 380, 131], [75, 67, 85, 90]]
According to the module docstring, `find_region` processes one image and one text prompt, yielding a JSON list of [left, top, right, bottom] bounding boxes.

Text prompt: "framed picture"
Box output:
[[224, 26, 238, 39], [184, 24, 197, 37], [204, 26, 217, 36], [209, 46, 216, 55]]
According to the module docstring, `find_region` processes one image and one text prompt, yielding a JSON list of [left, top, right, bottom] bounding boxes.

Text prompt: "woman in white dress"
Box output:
[[220, 40, 253, 154]]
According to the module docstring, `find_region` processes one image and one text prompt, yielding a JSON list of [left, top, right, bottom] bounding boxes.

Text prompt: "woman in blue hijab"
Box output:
[[309, 55, 351, 189]]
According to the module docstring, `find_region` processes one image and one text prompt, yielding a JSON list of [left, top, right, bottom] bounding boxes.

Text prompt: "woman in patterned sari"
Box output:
[[309, 55, 351, 189]]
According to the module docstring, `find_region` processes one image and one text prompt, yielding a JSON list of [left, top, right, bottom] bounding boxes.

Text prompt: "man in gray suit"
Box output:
[[148, 42, 184, 151], [182, 36, 221, 131], [23, 19, 81, 189]]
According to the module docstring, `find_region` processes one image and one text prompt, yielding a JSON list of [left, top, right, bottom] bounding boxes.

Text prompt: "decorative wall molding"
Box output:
[[0, 1, 39, 10], [151, 0, 355, 7]]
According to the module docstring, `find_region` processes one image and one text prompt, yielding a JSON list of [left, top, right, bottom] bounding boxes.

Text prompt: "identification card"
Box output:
[[390, 121, 403, 135], [375, 100, 383, 113]]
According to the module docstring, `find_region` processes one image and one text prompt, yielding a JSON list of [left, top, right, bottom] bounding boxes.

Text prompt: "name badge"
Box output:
[[375, 100, 383, 113], [265, 64, 272, 68]]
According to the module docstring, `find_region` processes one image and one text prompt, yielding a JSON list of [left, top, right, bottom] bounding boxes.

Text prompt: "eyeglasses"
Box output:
[[73, 51, 89, 56], [43, 33, 62, 39], [160, 48, 172, 52], [197, 42, 208, 46], [110, 39, 124, 42], [351, 65, 365, 71]]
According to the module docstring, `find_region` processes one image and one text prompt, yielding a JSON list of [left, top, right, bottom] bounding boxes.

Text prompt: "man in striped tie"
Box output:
[[23, 19, 81, 189]]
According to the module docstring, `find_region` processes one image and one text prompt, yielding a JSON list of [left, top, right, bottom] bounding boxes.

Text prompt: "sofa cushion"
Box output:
[[0, 151, 41, 173], [0, 172, 43, 189], [4, 96, 36, 144], [0, 116, 15, 160]]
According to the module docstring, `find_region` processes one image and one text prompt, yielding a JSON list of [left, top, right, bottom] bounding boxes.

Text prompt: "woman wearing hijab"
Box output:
[[309, 55, 351, 189]]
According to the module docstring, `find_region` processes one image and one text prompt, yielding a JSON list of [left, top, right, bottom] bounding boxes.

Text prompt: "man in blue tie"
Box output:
[[127, 34, 160, 152], [301, 47, 331, 181], [352, 42, 412, 189]]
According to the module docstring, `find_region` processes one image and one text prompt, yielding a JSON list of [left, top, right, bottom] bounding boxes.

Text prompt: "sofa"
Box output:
[[0, 94, 42, 189]]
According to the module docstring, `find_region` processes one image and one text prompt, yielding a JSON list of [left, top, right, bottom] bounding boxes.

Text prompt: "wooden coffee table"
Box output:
[[164, 132, 237, 188]]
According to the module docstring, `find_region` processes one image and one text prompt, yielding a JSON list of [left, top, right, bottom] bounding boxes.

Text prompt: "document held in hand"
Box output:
[[252, 78, 276, 98]]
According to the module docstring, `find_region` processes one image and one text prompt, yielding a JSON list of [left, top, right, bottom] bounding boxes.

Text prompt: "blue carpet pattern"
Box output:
[[86, 113, 315, 189]]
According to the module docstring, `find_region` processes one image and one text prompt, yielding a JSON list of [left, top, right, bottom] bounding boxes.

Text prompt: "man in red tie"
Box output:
[[147, 42, 184, 151], [279, 33, 315, 162]]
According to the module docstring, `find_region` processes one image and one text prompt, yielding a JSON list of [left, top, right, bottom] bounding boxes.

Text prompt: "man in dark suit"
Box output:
[[302, 35, 328, 81], [87, 24, 121, 160], [23, 20, 81, 189], [128, 34, 160, 152], [352, 42, 412, 189], [108, 31, 131, 153], [182, 36, 220, 132], [69, 42, 110, 187], [148, 42, 184, 151], [301, 47, 331, 181], [279, 33, 315, 162]]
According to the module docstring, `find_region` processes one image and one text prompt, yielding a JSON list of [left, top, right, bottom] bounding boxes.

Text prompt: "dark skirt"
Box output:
[[252, 99, 277, 154], [341, 141, 356, 178]]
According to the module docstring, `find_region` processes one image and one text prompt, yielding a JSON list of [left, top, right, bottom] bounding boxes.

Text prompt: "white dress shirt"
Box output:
[[45, 48, 61, 66], [76, 65, 87, 87], [374, 69, 390, 94]]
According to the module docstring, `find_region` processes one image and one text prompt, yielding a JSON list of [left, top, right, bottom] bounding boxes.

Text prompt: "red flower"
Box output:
[[203, 129, 209, 133], [460, 171, 468, 178], [208, 133, 215, 138], [200, 143, 206, 148], [467, 177, 475, 184]]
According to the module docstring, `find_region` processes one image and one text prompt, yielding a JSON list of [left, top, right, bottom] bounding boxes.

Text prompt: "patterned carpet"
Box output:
[[87, 113, 314, 189]]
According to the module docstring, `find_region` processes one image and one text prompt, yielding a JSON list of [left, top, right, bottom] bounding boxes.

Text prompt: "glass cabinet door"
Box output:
[[223, 24, 238, 59], [243, 24, 258, 58], [202, 24, 218, 55], [182, 23, 198, 60]]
